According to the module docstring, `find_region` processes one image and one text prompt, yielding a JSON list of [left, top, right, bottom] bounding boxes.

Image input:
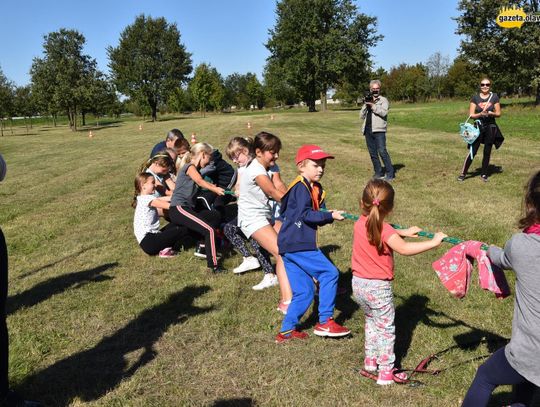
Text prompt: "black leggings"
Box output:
[[1, 227, 8, 398], [461, 139, 493, 177], [139, 223, 190, 256], [169, 206, 221, 268]]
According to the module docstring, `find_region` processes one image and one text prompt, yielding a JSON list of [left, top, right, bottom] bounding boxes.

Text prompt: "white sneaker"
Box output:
[[252, 273, 279, 290], [233, 256, 260, 274]]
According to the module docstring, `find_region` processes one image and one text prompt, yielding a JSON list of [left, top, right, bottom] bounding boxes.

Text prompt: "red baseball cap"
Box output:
[[295, 145, 334, 164]]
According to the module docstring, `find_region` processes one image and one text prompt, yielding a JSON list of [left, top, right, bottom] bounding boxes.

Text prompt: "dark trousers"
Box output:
[[460, 138, 493, 177], [1, 227, 8, 398], [364, 130, 394, 178], [139, 223, 191, 256], [169, 205, 221, 268], [462, 347, 537, 407]]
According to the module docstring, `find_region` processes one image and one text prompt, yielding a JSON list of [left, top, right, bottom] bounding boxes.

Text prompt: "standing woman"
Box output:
[[458, 77, 504, 182]]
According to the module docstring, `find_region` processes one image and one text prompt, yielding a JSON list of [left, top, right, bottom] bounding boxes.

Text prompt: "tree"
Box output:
[[385, 63, 430, 102], [108, 14, 192, 121], [263, 60, 299, 107], [445, 57, 478, 98], [456, 0, 540, 104], [266, 0, 381, 112], [13, 85, 37, 134], [30, 29, 98, 130], [188, 63, 225, 116], [0, 68, 15, 136], [426, 52, 450, 99]]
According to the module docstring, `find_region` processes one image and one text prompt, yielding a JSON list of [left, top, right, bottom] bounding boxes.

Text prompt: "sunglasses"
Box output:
[[480, 83, 491, 87]]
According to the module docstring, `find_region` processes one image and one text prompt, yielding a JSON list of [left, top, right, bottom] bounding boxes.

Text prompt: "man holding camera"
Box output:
[[360, 79, 395, 181]]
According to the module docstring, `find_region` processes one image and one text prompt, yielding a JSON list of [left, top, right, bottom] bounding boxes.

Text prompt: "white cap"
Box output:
[[0, 154, 6, 182]]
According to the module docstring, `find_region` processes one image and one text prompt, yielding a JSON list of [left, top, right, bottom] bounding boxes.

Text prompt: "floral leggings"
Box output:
[[223, 219, 273, 274], [352, 276, 396, 369]]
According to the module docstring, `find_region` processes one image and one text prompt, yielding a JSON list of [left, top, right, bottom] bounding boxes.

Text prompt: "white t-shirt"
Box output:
[[238, 159, 279, 224], [133, 194, 160, 243]]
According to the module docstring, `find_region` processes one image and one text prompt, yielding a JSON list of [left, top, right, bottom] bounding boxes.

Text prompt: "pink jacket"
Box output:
[[432, 240, 510, 299]]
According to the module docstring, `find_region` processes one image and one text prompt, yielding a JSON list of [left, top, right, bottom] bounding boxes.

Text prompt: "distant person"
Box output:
[[1, 153, 42, 407], [360, 79, 395, 181], [462, 170, 540, 406], [150, 129, 185, 157], [352, 179, 446, 385], [458, 77, 504, 182]]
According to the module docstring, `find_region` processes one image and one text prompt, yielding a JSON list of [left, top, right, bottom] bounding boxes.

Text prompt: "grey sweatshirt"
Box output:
[[488, 232, 540, 386]]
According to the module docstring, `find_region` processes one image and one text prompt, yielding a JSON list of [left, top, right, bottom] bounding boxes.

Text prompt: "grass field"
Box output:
[[1, 100, 539, 406]]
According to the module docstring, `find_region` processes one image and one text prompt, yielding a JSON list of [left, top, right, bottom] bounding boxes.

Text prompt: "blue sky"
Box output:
[[0, 0, 462, 87]]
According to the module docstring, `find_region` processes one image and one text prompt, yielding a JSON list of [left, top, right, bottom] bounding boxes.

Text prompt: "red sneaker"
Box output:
[[313, 318, 351, 337], [275, 330, 309, 344]]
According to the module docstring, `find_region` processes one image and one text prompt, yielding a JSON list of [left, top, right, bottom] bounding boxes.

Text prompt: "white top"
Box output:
[[133, 194, 160, 243], [238, 159, 279, 224]]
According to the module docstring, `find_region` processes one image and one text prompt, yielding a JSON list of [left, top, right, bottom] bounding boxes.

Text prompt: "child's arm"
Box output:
[[396, 226, 422, 238], [387, 231, 447, 256], [149, 196, 171, 210], [164, 176, 175, 195], [255, 174, 284, 202], [272, 171, 288, 194], [186, 165, 225, 196], [487, 240, 513, 270]]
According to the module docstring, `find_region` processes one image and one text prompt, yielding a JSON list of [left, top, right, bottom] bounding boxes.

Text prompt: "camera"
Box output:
[[363, 91, 374, 103]]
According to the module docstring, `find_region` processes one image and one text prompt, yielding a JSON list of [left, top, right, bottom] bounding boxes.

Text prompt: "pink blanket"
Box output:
[[432, 240, 510, 299]]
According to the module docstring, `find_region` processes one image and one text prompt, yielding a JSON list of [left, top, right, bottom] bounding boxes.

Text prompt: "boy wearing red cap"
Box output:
[[275, 145, 351, 343]]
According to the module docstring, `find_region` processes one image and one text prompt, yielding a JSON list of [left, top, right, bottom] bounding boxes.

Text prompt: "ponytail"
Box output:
[[361, 179, 395, 254], [132, 173, 153, 208]]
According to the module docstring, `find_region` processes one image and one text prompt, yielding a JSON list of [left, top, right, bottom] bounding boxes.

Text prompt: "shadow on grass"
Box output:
[[465, 164, 504, 180], [20, 285, 213, 406], [212, 398, 255, 406], [7, 262, 117, 315], [15, 246, 98, 280], [394, 294, 508, 368]]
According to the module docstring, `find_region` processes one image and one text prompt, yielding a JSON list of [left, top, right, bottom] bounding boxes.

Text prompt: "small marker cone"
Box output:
[[270, 114, 275, 120], [88, 131, 93, 138], [247, 122, 252, 129], [139, 124, 143, 131], [191, 133, 198, 144]]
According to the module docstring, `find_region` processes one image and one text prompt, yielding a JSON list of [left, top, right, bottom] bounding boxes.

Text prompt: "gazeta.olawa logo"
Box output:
[[496, 5, 540, 28]]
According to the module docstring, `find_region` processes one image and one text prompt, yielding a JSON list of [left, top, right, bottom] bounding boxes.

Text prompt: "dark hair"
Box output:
[[360, 179, 395, 254], [175, 137, 190, 151], [167, 128, 184, 141], [226, 136, 254, 160], [518, 170, 540, 230], [132, 173, 153, 208], [253, 131, 282, 154], [139, 152, 174, 174]]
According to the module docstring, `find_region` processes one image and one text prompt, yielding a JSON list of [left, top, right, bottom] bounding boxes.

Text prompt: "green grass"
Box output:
[[2, 100, 539, 406]]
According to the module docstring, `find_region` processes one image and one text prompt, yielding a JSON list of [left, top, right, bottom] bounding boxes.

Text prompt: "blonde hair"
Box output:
[[226, 136, 254, 160], [360, 179, 395, 254], [132, 173, 153, 208], [179, 142, 213, 168]]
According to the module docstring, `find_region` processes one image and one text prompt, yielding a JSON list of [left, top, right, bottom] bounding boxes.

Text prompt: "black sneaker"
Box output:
[[457, 174, 466, 182], [481, 175, 489, 182], [209, 265, 227, 274], [194, 244, 206, 259]]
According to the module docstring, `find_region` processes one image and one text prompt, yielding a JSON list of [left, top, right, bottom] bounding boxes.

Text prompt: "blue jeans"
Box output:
[[462, 347, 537, 407], [364, 130, 394, 178], [280, 250, 338, 333]]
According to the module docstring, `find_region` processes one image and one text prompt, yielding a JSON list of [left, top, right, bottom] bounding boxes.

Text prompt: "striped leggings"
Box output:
[[169, 205, 221, 268]]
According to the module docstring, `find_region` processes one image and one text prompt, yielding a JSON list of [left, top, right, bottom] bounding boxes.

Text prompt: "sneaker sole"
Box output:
[[376, 379, 394, 385], [233, 265, 260, 274], [313, 329, 351, 337], [194, 253, 206, 259]]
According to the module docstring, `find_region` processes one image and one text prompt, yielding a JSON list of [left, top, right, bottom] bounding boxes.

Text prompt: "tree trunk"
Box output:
[[320, 90, 327, 112], [53, 114, 57, 127], [82, 112, 86, 126], [536, 87, 540, 106], [9, 119, 13, 135], [1, 120, 3, 137], [308, 98, 316, 112]]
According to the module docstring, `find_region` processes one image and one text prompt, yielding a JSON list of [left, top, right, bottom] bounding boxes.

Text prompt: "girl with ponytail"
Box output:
[[351, 178, 446, 385]]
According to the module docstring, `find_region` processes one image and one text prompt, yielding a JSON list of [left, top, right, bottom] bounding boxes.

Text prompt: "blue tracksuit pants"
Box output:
[[280, 250, 339, 333]]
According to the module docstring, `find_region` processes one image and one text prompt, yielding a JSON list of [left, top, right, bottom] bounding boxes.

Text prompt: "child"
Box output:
[[141, 153, 176, 197], [275, 145, 350, 343], [352, 179, 446, 384], [132, 173, 189, 257], [237, 132, 292, 310], [224, 137, 276, 283], [462, 170, 540, 406], [168, 143, 226, 273]]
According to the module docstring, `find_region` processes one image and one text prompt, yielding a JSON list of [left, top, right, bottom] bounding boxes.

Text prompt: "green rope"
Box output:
[[320, 208, 489, 250], [224, 189, 236, 195]]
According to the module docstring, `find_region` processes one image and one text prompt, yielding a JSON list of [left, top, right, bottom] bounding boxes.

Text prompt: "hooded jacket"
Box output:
[[277, 176, 334, 254]]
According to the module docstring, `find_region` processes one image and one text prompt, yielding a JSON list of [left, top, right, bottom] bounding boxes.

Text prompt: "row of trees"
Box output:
[[1, 0, 539, 132]]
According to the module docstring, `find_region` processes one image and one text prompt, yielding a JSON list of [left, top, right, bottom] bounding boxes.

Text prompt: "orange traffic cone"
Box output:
[[88, 131, 93, 138], [247, 122, 252, 129], [139, 123, 143, 131], [191, 133, 198, 144], [270, 114, 275, 120]]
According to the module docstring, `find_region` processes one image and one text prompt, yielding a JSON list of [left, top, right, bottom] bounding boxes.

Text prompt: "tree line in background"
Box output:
[[0, 0, 538, 133]]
